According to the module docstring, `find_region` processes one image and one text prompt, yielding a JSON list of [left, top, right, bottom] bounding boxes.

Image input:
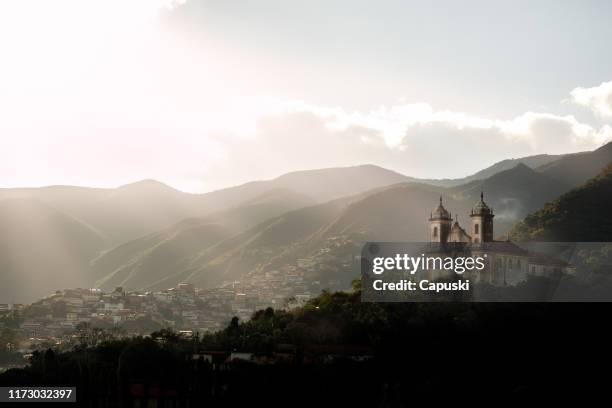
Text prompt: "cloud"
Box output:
[[1, 86, 610, 192], [0, 2, 610, 196], [199, 101, 612, 188], [570, 80, 612, 117]]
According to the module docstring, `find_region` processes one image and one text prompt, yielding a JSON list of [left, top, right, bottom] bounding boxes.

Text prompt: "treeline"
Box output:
[[3, 282, 612, 405]]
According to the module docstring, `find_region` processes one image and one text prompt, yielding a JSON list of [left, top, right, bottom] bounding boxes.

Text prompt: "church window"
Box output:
[[433, 226, 438, 238], [474, 224, 479, 234]]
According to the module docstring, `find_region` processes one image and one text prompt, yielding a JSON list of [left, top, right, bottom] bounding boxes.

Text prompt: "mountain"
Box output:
[[448, 163, 570, 234], [93, 162, 577, 292], [78, 180, 207, 245], [0, 187, 316, 303], [0, 166, 411, 247], [537, 141, 612, 188], [0, 181, 205, 246], [197, 164, 413, 210], [268, 165, 413, 201], [0, 166, 413, 302], [462, 154, 563, 183], [508, 163, 612, 241], [421, 141, 612, 188], [6, 143, 612, 300], [0, 199, 107, 302], [311, 164, 570, 244], [317, 184, 461, 242], [422, 153, 564, 187], [6, 143, 606, 248], [93, 220, 233, 291], [203, 188, 316, 233], [90, 189, 334, 291], [87, 182, 316, 246], [3, 141, 610, 247]]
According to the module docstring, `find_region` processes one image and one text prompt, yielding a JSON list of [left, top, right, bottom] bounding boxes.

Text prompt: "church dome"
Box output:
[[471, 192, 493, 216], [430, 196, 451, 220]]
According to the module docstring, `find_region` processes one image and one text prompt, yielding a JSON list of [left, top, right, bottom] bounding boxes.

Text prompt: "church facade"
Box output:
[[427, 194, 572, 286], [429, 192, 493, 244]]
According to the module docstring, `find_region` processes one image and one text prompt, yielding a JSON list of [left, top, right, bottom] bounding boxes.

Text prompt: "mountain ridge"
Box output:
[[3, 141, 612, 301], [508, 163, 612, 241], [91, 159, 586, 292]]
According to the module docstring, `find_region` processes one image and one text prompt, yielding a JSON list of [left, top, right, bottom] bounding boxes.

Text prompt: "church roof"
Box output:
[[474, 241, 530, 255], [471, 192, 493, 216], [451, 221, 466, 232], [528, 252, 570, 267], [430, 196, 451, 220]]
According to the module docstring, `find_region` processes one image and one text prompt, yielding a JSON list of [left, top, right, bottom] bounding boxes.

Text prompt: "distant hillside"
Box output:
[[0, 181, 207, 246], [464, 154, 563, 182], [422, 141, 612, 188], [198, 164, 413, 210], [0, 166, 414, 302], [6, 143, 612, 300], [3, 142, 610, 247], [203, 188, 316, 233], [6, 141, 609, 247], [93, 161, 579, 292], [312, 163, 570, 244], [318, 184, 463, 242], [449, 163, 570, 234], [537, 141, 612, 188], [91, 190, 344, 289], [508, 163, 612, 241], [0, 187, 316, 303], [423, 153, 563, 187], [0, 165, 411, 247], [93, 221, 233, 291], [0, 199, 107, 302]]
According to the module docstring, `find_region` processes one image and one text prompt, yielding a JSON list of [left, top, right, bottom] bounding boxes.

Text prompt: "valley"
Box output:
[[1, 141, 611, 306]]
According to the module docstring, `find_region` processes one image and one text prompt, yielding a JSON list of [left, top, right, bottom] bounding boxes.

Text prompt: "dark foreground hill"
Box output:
[[2, 286, 612, 404]]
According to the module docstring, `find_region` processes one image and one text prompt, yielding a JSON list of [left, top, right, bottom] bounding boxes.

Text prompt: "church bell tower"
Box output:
[[470, 192, 494, 244], [429, 196, 452, 243]]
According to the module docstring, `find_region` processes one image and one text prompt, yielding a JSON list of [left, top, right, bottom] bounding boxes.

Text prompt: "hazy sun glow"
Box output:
[[0, 0, 611, 192]]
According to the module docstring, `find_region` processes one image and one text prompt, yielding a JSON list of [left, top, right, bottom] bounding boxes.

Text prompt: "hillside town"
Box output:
[[0, 235, 361, 367]]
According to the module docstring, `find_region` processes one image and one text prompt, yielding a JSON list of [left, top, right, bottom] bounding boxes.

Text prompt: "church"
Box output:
[[429, 192, 492, 244], [426, 193, 572, 285]]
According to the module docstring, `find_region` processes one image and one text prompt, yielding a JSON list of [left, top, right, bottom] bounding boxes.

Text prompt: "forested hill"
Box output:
[[3, 284, 612, 404], [508, 163, 612, 241]]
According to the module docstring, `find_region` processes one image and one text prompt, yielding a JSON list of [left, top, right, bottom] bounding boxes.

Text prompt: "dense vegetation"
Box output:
[[3, 282, 612, 405], [509, 163, 612, 241]]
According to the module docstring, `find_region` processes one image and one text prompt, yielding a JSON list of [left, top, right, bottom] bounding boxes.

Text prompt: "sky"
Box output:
[[1, 0, 612, 192]]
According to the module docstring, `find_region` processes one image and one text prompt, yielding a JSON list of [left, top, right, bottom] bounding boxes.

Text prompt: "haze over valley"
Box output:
[[1, 141, 611, 303]]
